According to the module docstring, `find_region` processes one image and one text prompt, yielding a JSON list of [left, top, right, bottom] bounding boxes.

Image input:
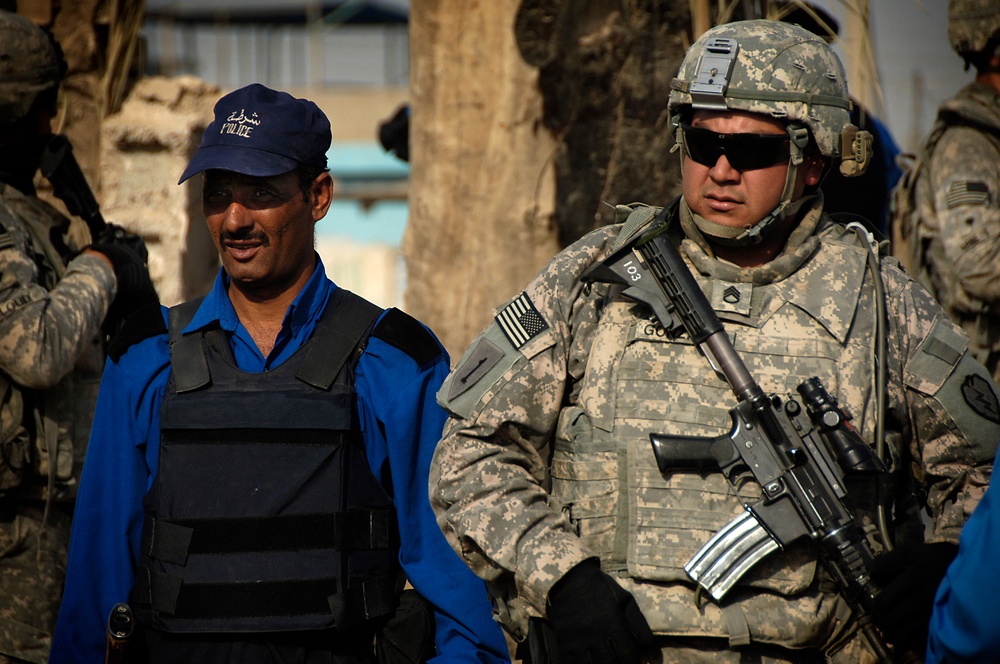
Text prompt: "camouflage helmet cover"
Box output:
[[948, 0, 1000, 58], [0, 10, 62, 123], [668, 19, 852, 159]]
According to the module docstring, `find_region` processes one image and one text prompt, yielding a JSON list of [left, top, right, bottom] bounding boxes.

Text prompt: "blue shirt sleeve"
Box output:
[[49, 326, 170, 664], [356, 324, 511, 664], [927, 447, 1000, 663]]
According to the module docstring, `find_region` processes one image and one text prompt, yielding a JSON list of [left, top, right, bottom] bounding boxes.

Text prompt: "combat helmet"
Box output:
[[0, 10, 63, 123], [948, 0, 1000, 69], [667, 20, 871, 246]]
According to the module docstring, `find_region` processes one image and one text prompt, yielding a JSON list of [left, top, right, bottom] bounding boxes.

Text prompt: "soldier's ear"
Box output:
[[802, 154, 827, 188]]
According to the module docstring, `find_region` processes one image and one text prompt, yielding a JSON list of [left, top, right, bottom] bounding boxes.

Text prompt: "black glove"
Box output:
[[869, 541, 958, 655], [88, 225, 159, 341], [546, 560, 655, 664], [95, 223, 149, 263]]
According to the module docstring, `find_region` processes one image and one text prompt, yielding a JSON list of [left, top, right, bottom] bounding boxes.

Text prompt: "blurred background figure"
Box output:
[[0, 8, 153, 662], [773, 0, 903, 236], [891, 0, 1000, 382], [378, 103, 410, 163]]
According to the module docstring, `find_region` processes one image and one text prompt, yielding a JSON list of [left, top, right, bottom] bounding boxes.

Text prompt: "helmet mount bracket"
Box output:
[[839, 125, 873, 177], [690, 38, 739, 111]]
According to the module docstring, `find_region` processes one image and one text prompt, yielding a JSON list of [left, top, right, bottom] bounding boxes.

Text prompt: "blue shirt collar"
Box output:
[[183, 253, 335, 339]]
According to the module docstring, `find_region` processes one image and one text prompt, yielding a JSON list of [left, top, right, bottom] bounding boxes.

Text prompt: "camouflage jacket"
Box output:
[[431, 196, 1000, 649], [0, 183, 113, 495], [892, 82, 1000, 381]]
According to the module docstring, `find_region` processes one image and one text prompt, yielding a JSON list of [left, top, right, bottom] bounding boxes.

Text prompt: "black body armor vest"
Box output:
[[132, 289, 402, 634]]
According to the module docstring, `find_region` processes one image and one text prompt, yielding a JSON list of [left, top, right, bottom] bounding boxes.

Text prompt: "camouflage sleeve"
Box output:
[[927, 126, 1000, 308], [430, 227, 618, 615], [0, 214, 114, 389], [882, 259, 1000, 543]]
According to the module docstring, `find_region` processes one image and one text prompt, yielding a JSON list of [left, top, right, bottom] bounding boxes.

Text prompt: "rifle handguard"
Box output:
[[40, 134, 107, 239]]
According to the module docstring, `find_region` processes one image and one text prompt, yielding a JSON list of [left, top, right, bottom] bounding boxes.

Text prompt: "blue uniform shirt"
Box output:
[[50, 258, 510, 664], [926, 446, 1000, 663]]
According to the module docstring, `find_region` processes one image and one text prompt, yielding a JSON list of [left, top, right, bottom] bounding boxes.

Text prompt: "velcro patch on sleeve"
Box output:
[[947, 181, 991, 209], [437, 324, 521, 419], [447, 337, 505, 402], [496, 292, 549, 350], [905, 316, 967, 393]]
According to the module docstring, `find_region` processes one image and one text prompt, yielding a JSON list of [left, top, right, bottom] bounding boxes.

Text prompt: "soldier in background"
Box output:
[[892, 0, 1000, 381], [0, 10, 152, 662], [430, 19, 1000, 663]]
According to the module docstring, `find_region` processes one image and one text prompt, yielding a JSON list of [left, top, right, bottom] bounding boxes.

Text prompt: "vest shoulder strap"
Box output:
[[370, 308, 444, 369], [167, 297, 210, 393], [167, 297, 204, 335], [937, 108, 1000, 144], [295, 289, 383, 390]]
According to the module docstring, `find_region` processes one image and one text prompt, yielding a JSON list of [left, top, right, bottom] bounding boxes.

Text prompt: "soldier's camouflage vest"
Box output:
[[133, 289, 402, 635], [0, 189, 102, 499], [552, 213, 893, 650]]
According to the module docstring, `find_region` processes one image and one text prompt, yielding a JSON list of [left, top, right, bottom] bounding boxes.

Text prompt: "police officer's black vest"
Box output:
[[132, 289, 402, 634]]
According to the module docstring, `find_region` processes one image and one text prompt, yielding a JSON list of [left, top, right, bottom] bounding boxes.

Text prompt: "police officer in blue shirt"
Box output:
[[49, 83, 511, 664]]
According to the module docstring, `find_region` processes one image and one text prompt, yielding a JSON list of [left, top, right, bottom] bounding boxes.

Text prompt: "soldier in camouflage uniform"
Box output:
[[892, 0, 1000, 383], [430, 19, 1000, 664], [0, 10, 153, 663]]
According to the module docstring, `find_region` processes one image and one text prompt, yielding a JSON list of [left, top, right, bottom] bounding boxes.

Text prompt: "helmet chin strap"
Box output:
[[678, 123, 812, 248]]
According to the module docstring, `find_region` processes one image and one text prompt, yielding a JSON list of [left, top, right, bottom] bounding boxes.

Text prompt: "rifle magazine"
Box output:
[[684, 508, 779, 601]]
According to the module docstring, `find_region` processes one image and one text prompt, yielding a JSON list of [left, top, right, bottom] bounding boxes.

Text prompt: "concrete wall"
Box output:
[[101, 76, 220, 306]]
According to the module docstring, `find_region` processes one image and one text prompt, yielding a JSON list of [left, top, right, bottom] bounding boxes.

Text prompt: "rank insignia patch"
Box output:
[[962, 373, 1000, 423], [496, 292, 549, 349]]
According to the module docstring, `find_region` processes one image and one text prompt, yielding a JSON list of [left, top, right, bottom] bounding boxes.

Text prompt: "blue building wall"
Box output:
[[322, 141, 409, 246]]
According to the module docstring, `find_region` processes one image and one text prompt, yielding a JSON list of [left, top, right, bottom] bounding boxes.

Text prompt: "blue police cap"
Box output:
[[178, 83, 331, 184]]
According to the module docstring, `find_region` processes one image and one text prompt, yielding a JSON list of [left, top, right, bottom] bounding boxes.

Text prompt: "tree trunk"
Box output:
[[517, 0, 689, 246], [406, 0, 561, 359], [408, 1, 691, 359]]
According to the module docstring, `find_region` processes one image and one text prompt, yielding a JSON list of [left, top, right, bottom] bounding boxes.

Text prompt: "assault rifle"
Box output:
[[40, 134, 149, 262], [581, 226, 895, 663], [40, 133, 149, 260], [39, 133, 155, 343], [39, 133, 148, 259], [40, 134, 107, 240]]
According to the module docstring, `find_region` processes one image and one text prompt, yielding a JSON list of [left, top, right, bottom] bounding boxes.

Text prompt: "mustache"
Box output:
[[221, 229, 269, 245]]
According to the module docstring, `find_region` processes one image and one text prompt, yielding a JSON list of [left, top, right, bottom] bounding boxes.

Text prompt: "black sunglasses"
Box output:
[[680, 123, 791, 171]]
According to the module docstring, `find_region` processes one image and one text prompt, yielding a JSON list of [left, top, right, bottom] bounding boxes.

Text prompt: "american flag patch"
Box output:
[[947, 181, 991, 209], [0, 233, 12, 251], [496, 292, 549, 349]]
